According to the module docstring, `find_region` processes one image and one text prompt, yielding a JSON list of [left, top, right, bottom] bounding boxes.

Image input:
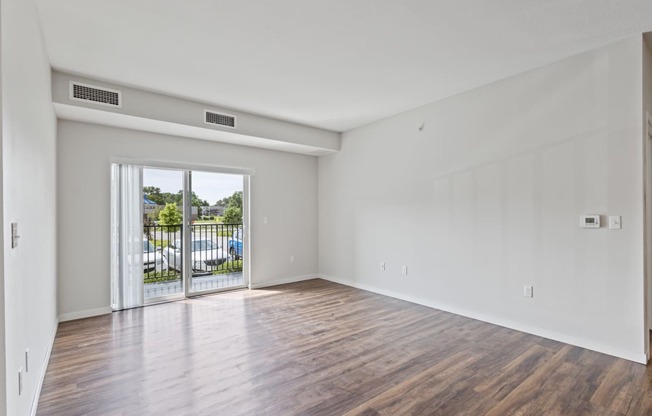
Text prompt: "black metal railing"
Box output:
[[143, 224, 182, 283], [143, 223, 243, 284]]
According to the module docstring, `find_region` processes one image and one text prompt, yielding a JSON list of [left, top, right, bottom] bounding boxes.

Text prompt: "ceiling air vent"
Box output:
[[204, 110, 236, 128], [69, 81, 122, 108]]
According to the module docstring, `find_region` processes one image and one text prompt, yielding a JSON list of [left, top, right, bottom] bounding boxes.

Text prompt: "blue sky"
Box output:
[[143, 168, 243, 205]]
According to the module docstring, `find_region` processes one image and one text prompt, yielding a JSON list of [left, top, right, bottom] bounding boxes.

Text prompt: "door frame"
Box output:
[[645, 112, 652, 361], [111, 157, 253, 302]]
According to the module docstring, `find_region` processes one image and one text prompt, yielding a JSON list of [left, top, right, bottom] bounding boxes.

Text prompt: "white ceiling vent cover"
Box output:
[[69, 81, 122, 108], [204, 110, 236, 128]]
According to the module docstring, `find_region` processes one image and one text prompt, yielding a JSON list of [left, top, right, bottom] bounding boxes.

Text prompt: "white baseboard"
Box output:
[[30, 317, 59, 416], [320, 275, 647, 365], [59, 306, 112, 322], [250, 274, 318, 289]]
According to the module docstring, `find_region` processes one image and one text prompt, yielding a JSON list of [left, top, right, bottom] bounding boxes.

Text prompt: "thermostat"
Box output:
[[580, 215, 600, 228]]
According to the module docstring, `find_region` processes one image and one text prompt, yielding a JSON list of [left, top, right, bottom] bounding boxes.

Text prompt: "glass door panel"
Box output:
[[187, 170, 246, 295]]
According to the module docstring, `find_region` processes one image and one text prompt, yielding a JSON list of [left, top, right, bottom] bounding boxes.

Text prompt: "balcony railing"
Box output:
[[143, 223, 243, 284]]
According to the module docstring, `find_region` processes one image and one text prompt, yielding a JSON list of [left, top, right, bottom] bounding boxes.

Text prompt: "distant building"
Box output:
[[143, 195, 160, 224], [201, 205, 225, 217], [143, 195, 159, 214]]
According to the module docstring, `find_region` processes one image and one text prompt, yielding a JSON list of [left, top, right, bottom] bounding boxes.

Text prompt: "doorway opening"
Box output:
[[110, 163, 248, 310]]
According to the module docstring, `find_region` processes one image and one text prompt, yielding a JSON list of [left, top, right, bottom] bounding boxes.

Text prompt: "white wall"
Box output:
[[2, 0, 58, 414], [57, 121, 318, 318], [319, 36, 646, 363]]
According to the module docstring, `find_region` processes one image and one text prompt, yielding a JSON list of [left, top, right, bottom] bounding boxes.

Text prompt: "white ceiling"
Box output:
[[36, 0, 652, 132]]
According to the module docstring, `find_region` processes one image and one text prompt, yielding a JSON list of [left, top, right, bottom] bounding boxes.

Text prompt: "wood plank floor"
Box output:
[[37, 279, 652, 415]]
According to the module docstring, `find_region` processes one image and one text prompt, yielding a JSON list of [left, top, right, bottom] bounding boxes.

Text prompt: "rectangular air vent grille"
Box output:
[[204, 110, 236, 128], [70, 82, 121, 107]]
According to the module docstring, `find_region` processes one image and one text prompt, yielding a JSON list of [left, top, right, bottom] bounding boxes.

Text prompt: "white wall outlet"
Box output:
[[263, 216, 268, 225], [608, 215, 622, 230], [401, 266, 408, 276], [18, 368, 22, 396], [25, 349, 29, 373], [523, 285, 533, 298], [290, 255, 295, 263], [380, 262, 386, 271]]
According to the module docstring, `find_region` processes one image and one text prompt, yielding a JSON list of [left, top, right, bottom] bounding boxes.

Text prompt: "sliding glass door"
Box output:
[[111, 163, 248, 310], [186, 170, 246, 296]]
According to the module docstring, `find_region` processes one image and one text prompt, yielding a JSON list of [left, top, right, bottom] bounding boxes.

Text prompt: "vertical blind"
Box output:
[[111, 164, 144, 310]]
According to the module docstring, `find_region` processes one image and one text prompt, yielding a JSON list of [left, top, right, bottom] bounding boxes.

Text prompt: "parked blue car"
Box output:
[[228, 228, 243, 259]]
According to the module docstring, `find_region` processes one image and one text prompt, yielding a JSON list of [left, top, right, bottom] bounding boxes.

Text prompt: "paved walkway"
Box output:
[[144, 272, 244, 299]]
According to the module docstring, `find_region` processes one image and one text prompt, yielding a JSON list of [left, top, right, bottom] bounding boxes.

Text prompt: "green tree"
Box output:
[[223, 206, 242, 224], [145, 186, 208, 208], [173, 190, 209, 208], [160, 193, 178, 205], [216, 191, 243, 210], [144, 186, 163, 205], [229, 191, 243, 210], [158, 203, 183, 229], [192, 192, 209, 208], [143, 186, 161, 196], [222, 191, 243, 224], [215, 196, 228, 208]]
